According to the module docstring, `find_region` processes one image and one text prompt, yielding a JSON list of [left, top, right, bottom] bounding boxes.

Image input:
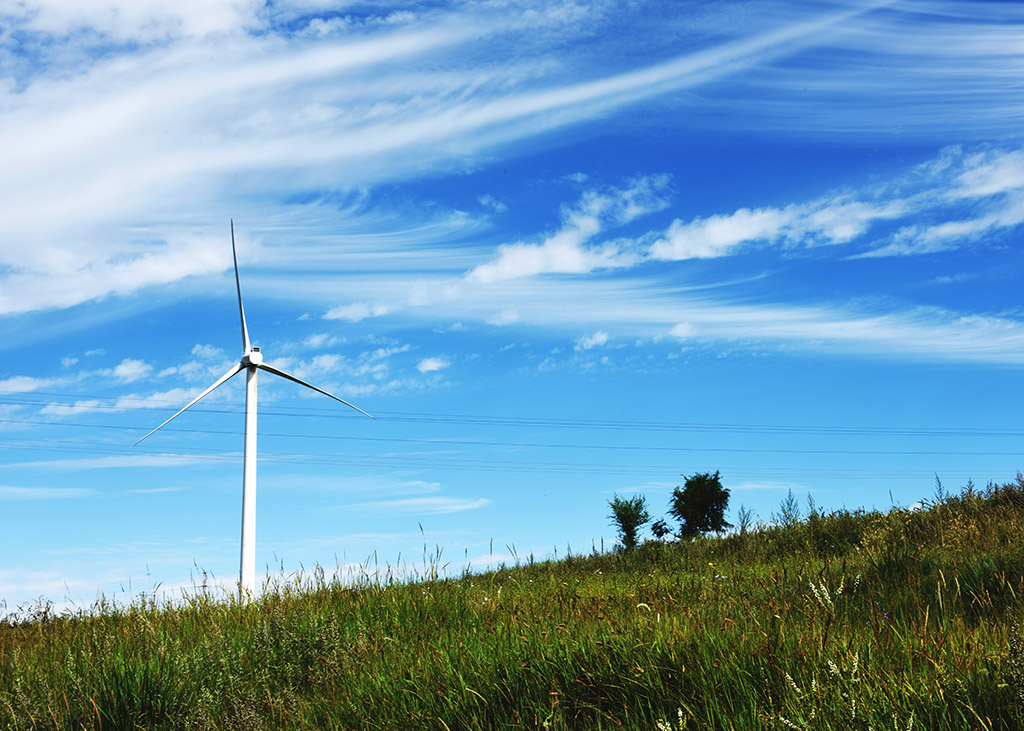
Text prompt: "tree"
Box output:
[[669, 471, 731, 539], [608, 494, 650, 550]]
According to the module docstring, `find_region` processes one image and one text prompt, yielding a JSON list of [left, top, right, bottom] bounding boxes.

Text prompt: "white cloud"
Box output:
[[861, 191, 1024, 258], [417, 357, 450, 374], [646, 146, 1024, 262], [12, 0, 263, 42], [0, 486, 95, 500], [669, 323, 696, 339], [40, 399, 102, 417], [190, 344, 224, 360], [487, 309, 520, 326], [647, 196, 908, 261], [111, 358, 153, 383], [0, 7, 1020, 371], [113, 387, 205, 413], [478, 194, 508, 213], [466, 176, 670, 284], [649, 207, 794, 260], [2, 2, 1002, 318], [467, 234, 624, 284], [61, 356, 78, 368], [302, 333, 338, 348], [256, 342, 421, 396], [418, 268, 1024, 363], [574, 331, 609, 351], [0, 454, 222, 471], [323, 301, 396, 322], [929, 273, 976, 285], [348, 496, 490, 515], [2, 1, 837, 314], [0, 375, 63, 393], [310, 352, 342, 368], [0, 233, 230, 316], [706, 6, 1024, 139], [35, 386, 211, 419], [950, 149, 1024, 199], [797, 199, 906, 244]]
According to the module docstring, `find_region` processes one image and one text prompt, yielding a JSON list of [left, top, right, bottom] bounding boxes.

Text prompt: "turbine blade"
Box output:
[[132, 362, 245, 446], [257, 362, 374, 419], [231, 220, 251, 353]]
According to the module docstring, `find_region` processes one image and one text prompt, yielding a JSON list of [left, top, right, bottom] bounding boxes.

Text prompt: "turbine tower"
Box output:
[[134, 221, 372, 599]]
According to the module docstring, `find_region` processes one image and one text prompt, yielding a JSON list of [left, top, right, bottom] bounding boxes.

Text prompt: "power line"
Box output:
[[0, 417, 1022, 458], [0, 390, 1018, 483], [0, 433, 1013, 481], [0, 390, 1021, 438]]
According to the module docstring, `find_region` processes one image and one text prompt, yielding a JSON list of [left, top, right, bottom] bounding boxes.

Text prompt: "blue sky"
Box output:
[[2, 0, 1024, 612]]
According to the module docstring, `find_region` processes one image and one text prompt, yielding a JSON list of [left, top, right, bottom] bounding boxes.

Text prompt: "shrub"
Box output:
[[608, 494, 650, 550]]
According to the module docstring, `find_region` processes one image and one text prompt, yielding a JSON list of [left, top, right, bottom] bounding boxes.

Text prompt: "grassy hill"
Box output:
[[3, 477, 1024, 730]]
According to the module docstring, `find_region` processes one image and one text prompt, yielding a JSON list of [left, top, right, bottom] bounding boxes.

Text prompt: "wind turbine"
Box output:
[[134, 221, 373, 599]]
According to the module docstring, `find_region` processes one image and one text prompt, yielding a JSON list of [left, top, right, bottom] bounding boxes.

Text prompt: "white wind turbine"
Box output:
[[134, 221, 372, 599]]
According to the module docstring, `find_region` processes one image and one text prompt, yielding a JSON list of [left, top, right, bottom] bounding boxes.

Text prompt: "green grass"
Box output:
[[4, 477, 1024, 729]]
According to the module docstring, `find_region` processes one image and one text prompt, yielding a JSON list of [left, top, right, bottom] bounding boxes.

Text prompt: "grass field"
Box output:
[[2, 477, 1023, 730]]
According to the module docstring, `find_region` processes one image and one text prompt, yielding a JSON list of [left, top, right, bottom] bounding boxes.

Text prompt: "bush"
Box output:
[[608, 494, 650, 550]]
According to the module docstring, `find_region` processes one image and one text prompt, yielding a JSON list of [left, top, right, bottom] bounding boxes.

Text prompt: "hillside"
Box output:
[[3, 477, 1024, 730]]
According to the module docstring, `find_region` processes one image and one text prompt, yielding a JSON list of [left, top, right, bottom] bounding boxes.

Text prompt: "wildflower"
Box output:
[[785, 673, 803, 698], [655, 707, 686, 731]]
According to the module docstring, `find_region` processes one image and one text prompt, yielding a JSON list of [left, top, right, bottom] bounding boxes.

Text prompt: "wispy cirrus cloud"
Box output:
[[3, 3, 1023, 371], [647, 197, 913, 261], [0, 1, 900, 316], [324, 301, 398, 323], [302, 143, 1024, 364], [0, 486, 95, 499], [709, 1, 1024, 139], [650, 145, 1024, 261], [347, 496, 490, 515], [0, 454, 224, 471]]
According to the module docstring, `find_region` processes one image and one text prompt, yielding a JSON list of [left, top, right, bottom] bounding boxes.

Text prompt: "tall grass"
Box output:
[[3, 476, 1024, 729]]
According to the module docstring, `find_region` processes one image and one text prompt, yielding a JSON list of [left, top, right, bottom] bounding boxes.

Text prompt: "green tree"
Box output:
[[608, 494, 650, 550], [669, 471, 731, 539]]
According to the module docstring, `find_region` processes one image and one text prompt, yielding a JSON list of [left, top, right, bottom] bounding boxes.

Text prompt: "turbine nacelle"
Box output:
[[242, 347, 263, 367]]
